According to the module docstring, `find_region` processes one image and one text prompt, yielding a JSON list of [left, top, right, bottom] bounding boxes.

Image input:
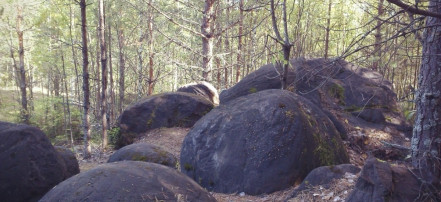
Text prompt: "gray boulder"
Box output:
[[219, 58, 404, 127], [40, 161, 217, 202], [54, 146, 80, 178], [180, 89, 349, 195], [108, 143, 177, 168], [287, 164, 360, 199], [115, 92, 214, 148], [0, 122, 69, 202], [347, 158, 429, 202]]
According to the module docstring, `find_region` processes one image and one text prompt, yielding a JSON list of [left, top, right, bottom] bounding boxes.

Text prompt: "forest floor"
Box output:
[[76, 127, 361, 202]]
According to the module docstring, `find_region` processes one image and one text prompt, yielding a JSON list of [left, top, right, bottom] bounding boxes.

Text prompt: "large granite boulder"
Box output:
[[346, 158, 429, 202], [220, 58, 405, 127], [114, 92, 214, 148], [108, 143, 177, 168], [0, 122, 70, 202], [287, 164, 360, 199], [177, 81, 220, 105], [54, 146, 80, 178], [180, 89, 349, 195], [40, 161, 217, 202]]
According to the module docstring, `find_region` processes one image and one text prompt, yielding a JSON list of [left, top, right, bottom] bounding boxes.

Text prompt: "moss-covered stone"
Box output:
[[328, 83, 345, 105]]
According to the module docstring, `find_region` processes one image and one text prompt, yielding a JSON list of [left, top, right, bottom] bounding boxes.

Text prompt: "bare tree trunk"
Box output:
[[147, 0, 155, 95], [99, 0, 108, 148], [117, 26, 125, 114], [16, 6, 29, 124], [60, 43, 75, 150], [108, 22, 115, 126], [80, 0, 92, 159], [224, 0, 230, 88], [69, 3, 81, 104], [236, 0, 244, 82], [372, 0, 384, 71], [324, 0, 332, 59], [27, 62, 34, 112], [270, 0, 292, 90], [201, 0, 217, 81], [95, 28, 101, 119]]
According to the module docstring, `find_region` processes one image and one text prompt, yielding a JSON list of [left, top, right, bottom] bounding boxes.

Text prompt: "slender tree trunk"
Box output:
[[137, 41, 144, 98], [270, 0, 292, 90], [99, 0, 108, 148], [16, 6, 29, 124], [236, 0, 244, 82], [147, 0, 155, 95], [411, 0, 441, 194], [69, 3, 81, 104], [108, 22, 115, 126], [117, 27, 125, 114], [80, 0, 92, 159], [60, 43, 75, 150], [372, 0, 384, 71], [224, 0, 230, 87], [27, 62, 34, 112], [324, 0, 332, 59], [95, 29, 101, 119], [201, 0, 216, 81]]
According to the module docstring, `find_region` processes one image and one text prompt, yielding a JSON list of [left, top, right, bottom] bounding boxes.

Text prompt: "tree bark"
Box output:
[[270, 0, 292, 90], [201, 0, 217, 81], [99, 0, 108, 148], [117, 26, 125, 114], [372, 0, 384, 71], [236, 0, 244, 82], [69, 3, 81, 104], [60, 43, 75, 150], [411, 0, 441, 192], [16, 6, 29, 124], [108, 22, 115, 126], [324, 0, 332, 59], [80, 0, 92, 159], [147, 0, 155, 95]]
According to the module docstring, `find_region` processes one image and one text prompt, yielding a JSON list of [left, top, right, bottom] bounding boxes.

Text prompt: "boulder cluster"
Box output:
[[0, 58, 415, 201]]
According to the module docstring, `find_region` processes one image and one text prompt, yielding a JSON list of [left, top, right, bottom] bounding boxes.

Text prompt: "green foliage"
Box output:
[[249, 87, 258, 94], [108, 127, 121, 146], [0, 90, 21, 123], [30, 96, 81, 142], [183, 163, 194, 171], [328, 83, 345, 105]]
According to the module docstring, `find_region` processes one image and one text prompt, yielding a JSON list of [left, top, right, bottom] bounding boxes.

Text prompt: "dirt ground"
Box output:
[[75, 125, 408, 201]]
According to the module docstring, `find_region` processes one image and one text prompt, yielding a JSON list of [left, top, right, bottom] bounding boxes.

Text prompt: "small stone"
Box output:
[[239, 192, 245, 197]]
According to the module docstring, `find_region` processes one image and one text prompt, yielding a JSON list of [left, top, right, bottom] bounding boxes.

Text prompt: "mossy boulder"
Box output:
[[220, 58, 406, 127], [0, 122, 71, 202], [116, 92, 214, 148], [40, 161, 217, 202], [180, 89, 349, 195], [108, 143, 177, 168]]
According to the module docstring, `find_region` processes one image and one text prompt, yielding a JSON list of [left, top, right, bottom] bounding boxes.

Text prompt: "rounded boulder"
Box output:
[[108, 143, 177, 168], [54, 146, 80, 178], [40, 161, 217, 202], [115, 92, 214, 148], [180, 89, 349, 195], [0, 121, 69, 202]]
